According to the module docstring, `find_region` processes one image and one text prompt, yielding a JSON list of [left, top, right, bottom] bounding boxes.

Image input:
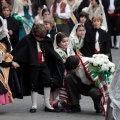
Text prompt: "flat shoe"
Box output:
[[44, 107, 60, 112], [29, 108, 37, 113]]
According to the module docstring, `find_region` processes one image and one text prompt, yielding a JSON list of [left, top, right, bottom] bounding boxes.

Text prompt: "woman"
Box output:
[[12, 0, 33, 40]]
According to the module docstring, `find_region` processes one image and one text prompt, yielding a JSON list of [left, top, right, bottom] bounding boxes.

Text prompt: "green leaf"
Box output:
[[88, 63, 100, 72]]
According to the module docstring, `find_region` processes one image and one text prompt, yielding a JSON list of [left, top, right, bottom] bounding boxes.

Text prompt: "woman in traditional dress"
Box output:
[[12, 0, 33, 40]]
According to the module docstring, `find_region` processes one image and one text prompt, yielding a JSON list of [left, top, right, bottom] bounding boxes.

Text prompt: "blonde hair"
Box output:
[[92, 14, 103, 23], [43, 16, 56, 30], [2, 4, 12, 12]]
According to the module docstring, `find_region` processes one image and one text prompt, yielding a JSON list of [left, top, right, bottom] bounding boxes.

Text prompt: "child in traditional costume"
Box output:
[[11, 24, 64, 113], [34, 6, 49, 25], [52, 32, 76, 111], [43, 16, 57, 43], [69, 23, 86, 55], [81, 15, 112, 61], [2, 4, 19, 48]]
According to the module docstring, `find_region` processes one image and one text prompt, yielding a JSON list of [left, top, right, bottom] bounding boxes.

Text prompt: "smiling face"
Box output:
[[58, 37, 69, 51], [44, 22, 52, 31]]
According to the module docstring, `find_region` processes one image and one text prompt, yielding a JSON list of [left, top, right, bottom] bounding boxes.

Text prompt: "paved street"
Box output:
[[0, 48, 120, 120]]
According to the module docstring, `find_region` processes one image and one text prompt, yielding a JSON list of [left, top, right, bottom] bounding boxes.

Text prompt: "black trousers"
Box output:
[[109, 16, 120, 36], [28, 63, 51, 92], [65, 74, 102, 111]]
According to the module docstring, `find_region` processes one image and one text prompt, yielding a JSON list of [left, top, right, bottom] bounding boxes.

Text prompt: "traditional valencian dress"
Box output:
[[12, 0, 33, 40], [69, 23, 85, 55], [0, 44, 13, 105], [0, 17, 22, 105], [0, 17, 13, 104]]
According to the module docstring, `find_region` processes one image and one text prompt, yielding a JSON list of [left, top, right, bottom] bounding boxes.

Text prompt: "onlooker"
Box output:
[[101, 0, 120, 49], [50, 0, 71, 36], [2, 4, 19, 48], [81, 15, 112, 61], [12, 0, 33, 40]]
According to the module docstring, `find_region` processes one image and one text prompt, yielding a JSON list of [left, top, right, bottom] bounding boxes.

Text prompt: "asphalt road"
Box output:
[[0, 48, 120, 120]]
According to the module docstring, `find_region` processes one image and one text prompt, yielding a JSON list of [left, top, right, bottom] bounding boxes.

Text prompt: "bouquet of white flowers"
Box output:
[[88, 54, 115, 84]]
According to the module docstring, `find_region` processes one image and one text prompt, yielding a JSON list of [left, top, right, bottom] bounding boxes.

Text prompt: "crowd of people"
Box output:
[[0, 0, 120, 119]]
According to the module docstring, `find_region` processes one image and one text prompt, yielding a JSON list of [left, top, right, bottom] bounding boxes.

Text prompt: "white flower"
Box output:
[[89, 58, 95, 63], [110, 67, 115, 73], [100, 64, 109, 71], [93, 61, 99, 66], [89, 54, 115, 73]]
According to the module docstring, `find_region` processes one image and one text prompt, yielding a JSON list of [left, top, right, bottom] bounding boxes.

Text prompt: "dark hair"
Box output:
[[36, 4, 44, 10], [32, 24, 47, 38], [2, 0, 11, 5], [79, 11, 89, 21], [42, 8, 50, 16], [56, 32, 67, 46], [95, 0, 99, 4], [76, 24, 85, 32], [65, 56, 80, 71]]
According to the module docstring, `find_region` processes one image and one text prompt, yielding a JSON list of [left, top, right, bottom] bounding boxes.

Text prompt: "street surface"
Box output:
[[0, 48, 119, 120]]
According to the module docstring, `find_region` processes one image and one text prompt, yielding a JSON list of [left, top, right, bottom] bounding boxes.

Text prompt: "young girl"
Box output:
[[34, 5, 44, 24], [51, 32, 75, 109], [78, 11, 93, 32], [42, 8, 50, 20], [54, 32, 75, 63], [69, 24, 86, 55], [81, 15, 112, 61], [43, 16, 56, 43]]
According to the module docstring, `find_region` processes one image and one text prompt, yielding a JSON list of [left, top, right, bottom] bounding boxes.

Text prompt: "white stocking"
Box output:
[[31, 91, 37, 108], [44, 87, 54, 109], [111, 36, 114, 47], [116, 36, 120, 48]]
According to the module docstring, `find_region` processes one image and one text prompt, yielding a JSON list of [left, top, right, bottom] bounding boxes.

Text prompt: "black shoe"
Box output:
[[96, 108, 103, 113], [29, 108, 37, 113], [114, 46, 119, 49], [67, 104, 81, 113], [44, 107, 60, 112]]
